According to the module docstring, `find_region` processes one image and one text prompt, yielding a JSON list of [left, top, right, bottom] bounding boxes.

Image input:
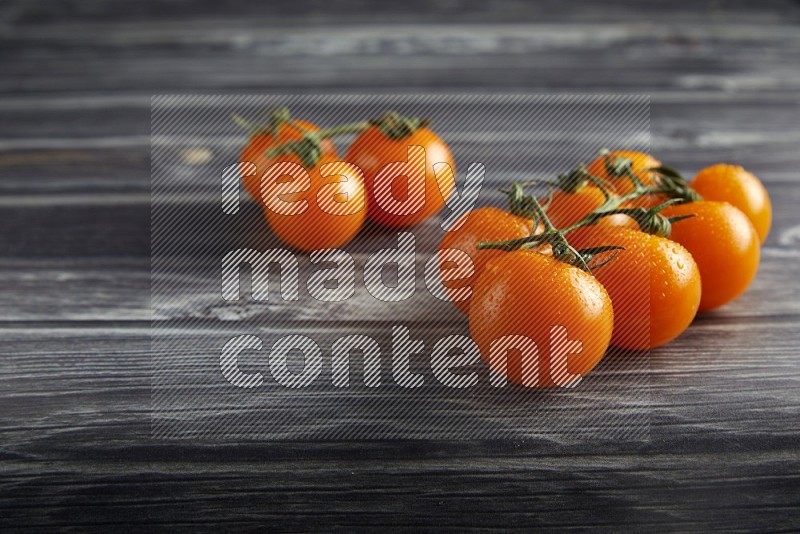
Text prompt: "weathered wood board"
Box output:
[[1, 0, 800, 529]]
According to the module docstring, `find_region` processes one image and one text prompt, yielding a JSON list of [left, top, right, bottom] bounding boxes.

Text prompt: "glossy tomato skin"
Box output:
[[240, 121, 337, 202], [261, 155, 366, 252], [546, 185, 639, 230], [438, 207, 535, 314], [546, 185, 605, 228], [663, 201, 760, 311], [469, 250, 614, 388], [586, 150, 662, 196], [569, 226, 701, 350], [344, 125, 455, 228], [691, 164, 772, 243]]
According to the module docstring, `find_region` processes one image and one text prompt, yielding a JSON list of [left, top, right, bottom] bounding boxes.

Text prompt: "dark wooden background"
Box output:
[[2, 0, 800, 530]]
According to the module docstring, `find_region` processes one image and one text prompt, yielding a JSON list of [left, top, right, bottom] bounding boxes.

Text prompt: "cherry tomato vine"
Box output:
[[235, 107, 432, 168], [477, 151, 707, 274], [233, 107, 768, 382]]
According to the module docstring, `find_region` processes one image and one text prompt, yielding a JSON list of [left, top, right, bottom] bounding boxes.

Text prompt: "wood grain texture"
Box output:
[[1, 0, 800, 529]]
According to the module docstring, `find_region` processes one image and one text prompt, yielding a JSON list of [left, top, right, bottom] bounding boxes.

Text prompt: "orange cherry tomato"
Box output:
[[586, 150, 662, 196], [240, 121, 337, 202], [545, 184, 639, 230], [438, 207, 536, 314], [469, 250, 614, 388], [546, 185, 605, 228], [345, 125, 455, 228], [569, 226, 701, 350], [690, 164, 772, 243], [663, 201, 760, 311], [260, 155, 366, 252], [626, 190, 670, 210]]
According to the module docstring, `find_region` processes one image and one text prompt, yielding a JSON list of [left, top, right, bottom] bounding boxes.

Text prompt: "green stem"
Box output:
[[483, 185, 598, 272], [263, 120, 372, 159], [524, 185, 557, 233], [485, 153, 704, 271], [231, 113, 266, 134]]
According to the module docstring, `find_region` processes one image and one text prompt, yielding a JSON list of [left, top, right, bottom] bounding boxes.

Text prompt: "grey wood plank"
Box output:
[[2, 245, 799, 324], [2, 0, 800, 529], [2, 18, 800, 94], [2, 180, 799, 258], [2, 52, 799, 95], [1, 318, 798, 528], [5, 21, 799, 57], [0, 97, 797, 201], [0, 258, 150, 321], [6, 0, 798, 27], [0, 450, 797, 530]]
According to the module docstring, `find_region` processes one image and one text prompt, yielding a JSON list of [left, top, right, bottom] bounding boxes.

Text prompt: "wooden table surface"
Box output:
[[2, 0, 800, 530]]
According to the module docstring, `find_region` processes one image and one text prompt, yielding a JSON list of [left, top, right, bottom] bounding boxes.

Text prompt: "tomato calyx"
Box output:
[[261, 121, 365, 168], [266, 135, 324, 168], [240, 107, 430, 167], [481, 152, 706, 272], [481, 182, 624, 272], [231, 106, 296, 138], [650, 165, 703, 203], [232, 107, 326, 167], [554, 165, 615, 196], [593, 150, 698, 204], [369, 111, 431, 141], [537, 151, 704, 238], [598, 149, 638, 179], [583, 198, 695, 238]]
